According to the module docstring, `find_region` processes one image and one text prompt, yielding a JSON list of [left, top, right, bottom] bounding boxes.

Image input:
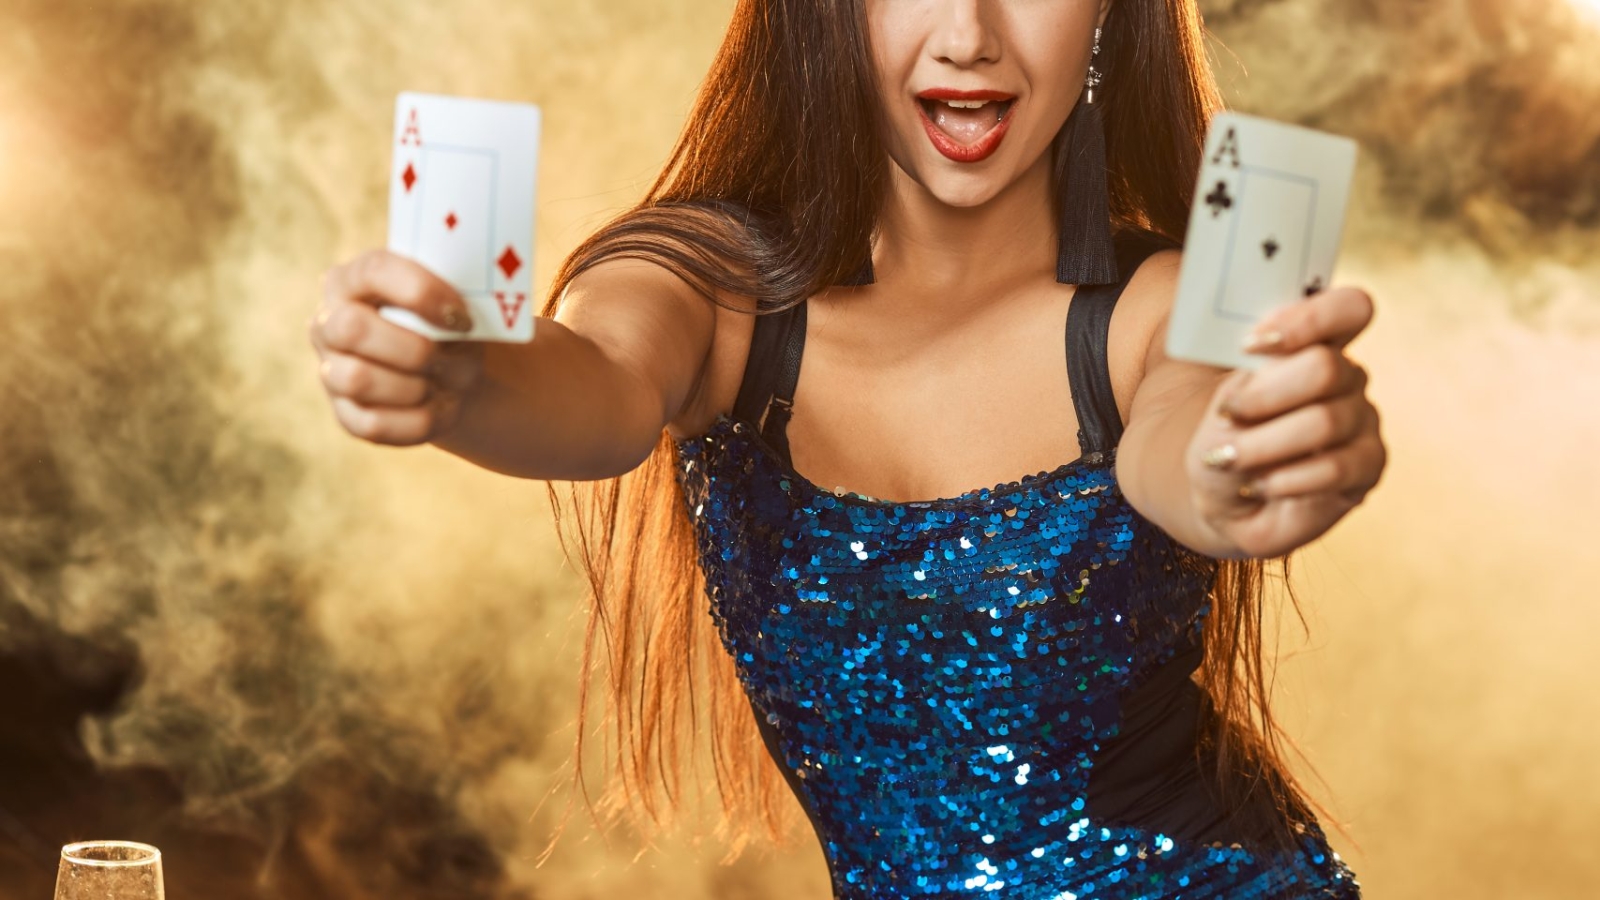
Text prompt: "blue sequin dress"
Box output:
[[672, 235, 1361, 898]]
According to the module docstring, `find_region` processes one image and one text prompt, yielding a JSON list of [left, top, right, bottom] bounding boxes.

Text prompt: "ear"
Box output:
[[1096, 0, 1116, 30]]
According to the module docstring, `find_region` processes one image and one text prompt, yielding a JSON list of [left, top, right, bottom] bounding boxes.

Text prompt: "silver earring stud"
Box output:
[[1086, 27, 1104, 104]]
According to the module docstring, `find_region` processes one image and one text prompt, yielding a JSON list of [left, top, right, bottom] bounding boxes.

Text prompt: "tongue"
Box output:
[[930, 102, 999, 145]]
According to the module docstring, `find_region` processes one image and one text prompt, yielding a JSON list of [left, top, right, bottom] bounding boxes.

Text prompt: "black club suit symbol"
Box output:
[[1205, 181, 1234, 218]]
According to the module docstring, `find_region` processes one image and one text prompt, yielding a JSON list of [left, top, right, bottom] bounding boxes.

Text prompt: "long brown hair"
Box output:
[[537, 0, 1345, 860]]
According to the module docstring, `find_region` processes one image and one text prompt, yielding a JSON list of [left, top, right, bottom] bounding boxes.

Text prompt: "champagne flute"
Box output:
[[54, 840, 165, 900]]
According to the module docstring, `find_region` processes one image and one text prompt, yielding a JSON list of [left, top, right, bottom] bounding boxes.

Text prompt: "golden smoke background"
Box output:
[[1, 0, 1596, 897]]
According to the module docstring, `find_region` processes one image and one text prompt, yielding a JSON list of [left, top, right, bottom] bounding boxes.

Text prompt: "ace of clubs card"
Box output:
[[1167, 112, 1359, 371], [383, 92, 541, 343]]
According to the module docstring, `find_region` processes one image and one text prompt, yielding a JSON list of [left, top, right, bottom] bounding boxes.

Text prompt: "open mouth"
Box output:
[[914, 94, 1016, 163], [916, 97, 1015, 147]]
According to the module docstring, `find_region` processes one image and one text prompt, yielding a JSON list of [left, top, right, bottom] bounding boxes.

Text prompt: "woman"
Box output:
[[309, 0, 1385, 895]]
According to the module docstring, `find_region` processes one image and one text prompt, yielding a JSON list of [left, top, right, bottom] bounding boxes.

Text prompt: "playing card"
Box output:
[[382, 91, 541, 343], [1166, 112, 1358, 370]]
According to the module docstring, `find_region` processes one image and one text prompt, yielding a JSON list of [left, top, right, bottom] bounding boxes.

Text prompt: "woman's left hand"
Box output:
[[1185, 286, 1388, 559]]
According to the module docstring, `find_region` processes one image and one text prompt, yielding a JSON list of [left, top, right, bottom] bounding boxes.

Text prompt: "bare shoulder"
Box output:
[[556, 253, 723, 340], [665, 281, 761, 442], [1104, 248, 1183, 425]]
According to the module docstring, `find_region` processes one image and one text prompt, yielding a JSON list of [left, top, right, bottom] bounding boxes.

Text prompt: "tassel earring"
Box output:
[[1055, 26, 1117, 286]]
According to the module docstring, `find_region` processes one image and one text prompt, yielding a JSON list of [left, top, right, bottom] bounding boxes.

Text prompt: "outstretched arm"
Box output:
[[312, 249, 717, 482], [430, 258, 718, 480], [1115, 256, 1386, 559]]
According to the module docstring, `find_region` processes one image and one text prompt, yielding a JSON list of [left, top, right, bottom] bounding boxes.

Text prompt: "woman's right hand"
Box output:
[[309, 250, 486, 446]]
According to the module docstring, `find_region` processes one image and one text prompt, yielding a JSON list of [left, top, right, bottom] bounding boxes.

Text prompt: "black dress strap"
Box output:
[[1064, 231, 1179, 455], [732, 300, 807, 468], [735, 230, 1176, 468]]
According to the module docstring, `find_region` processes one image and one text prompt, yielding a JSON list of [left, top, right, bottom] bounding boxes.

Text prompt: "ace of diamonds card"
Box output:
[[383, 91, 541, 343]]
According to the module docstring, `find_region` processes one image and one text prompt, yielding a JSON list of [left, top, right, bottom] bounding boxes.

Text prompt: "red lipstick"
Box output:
[[915, 88, 1016, 164]]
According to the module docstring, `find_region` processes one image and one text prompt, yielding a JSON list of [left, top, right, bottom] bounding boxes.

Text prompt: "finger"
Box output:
[[330, 395, 446, 447], [328, 250, 473, 333], [1223, 346, 1367, 425], [1207, 367, 1256, 424], [429, 342, 485, 393], [1192, 370, 1269, 518], [319, 350, 433, 407], [312, 298, 443, 375], [1242, 286, 1375, 356], [1239, 431, 1386, 502], [1210, 396, 1371, 472], [1234, 492, 1359, 558]]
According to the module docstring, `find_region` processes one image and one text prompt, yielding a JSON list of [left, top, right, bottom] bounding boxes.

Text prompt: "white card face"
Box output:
[[1167, 112, 1358, 370], [383, 92, 541, 343]]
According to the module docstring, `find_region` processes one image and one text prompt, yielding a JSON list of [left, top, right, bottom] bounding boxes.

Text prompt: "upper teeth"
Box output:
[[942, 99, 991, 109]]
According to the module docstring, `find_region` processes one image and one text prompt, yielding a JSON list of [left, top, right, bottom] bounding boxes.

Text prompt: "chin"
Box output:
[[888, 153, 1009, 209], [888, 126, 1056, 211], [912, 150, 1052, 211], [922, 175, 1007, 209]]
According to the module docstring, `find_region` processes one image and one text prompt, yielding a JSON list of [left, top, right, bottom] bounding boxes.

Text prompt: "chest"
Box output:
[[674, 419, 1213, 691], [784, 298, 1090, 503]]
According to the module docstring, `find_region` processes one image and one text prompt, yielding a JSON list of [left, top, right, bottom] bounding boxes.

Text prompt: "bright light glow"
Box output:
[[1574, 0, 1600, 19]]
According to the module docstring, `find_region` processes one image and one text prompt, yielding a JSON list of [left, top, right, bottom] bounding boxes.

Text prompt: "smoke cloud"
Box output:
[[0, 0, 1595, 898], [1204, 0, 1600, 259]]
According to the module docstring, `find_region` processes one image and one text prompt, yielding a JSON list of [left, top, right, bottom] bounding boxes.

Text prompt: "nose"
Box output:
[[926, 0, 1001, 68]]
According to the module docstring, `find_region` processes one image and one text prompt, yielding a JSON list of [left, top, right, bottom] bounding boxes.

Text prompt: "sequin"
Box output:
[[674, 412, 1361, 898]]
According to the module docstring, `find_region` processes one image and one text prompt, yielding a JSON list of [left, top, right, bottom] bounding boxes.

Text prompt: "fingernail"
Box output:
[[1237, 480, 1266, 501], [1218, 377, 1248, 421], [1200, 444, 1239, 470], [442, 307, 473, 332], [1242, 329, 1284, 354]]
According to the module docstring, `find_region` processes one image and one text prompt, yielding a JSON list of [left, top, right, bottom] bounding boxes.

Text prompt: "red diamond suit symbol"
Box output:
[[497, 246, 522, 281]]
